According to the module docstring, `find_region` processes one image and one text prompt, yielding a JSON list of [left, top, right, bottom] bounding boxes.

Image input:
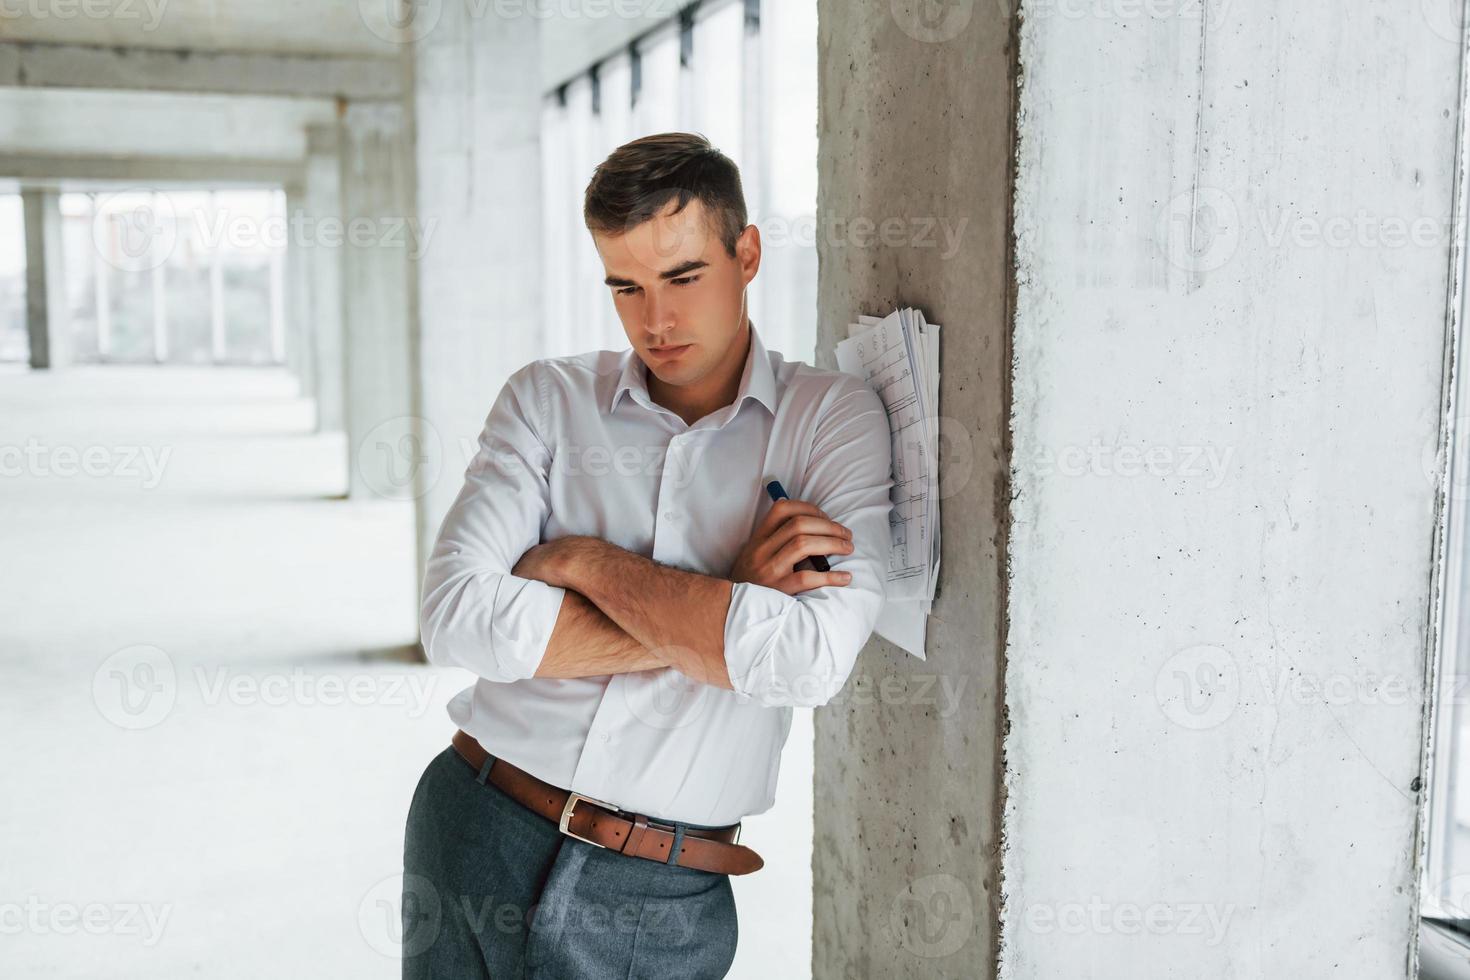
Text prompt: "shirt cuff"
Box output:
[[490, 574, 568, 681], [722, 579, 799, 702]]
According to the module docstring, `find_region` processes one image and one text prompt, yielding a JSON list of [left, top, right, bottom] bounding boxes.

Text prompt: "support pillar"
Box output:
[[21, 188, 70, 370], [811, 2, 1015, 977], [283, 182, 316, 397], [305, 124, 347, 434], [338, 101, 417, 501]]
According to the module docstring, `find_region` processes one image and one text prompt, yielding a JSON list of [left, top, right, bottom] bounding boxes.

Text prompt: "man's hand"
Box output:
[[512, 537, 574, 587], [729, 497, 855, 596], [518, 536, 733, 689]]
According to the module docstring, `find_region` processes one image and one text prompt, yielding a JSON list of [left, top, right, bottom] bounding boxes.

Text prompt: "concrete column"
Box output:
[[812, 2, 1014, 977], [338, 101, 418, 501], [20, 188, 70, 370], [1001, 4, 1459, 978], [305, 124, 346, 433], [283, 182, 316, 396], [407, 5, 542, 570]]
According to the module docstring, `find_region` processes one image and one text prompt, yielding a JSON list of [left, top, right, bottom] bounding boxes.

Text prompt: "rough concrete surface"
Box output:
[[813, 1, 1017, 977], [1002, 1, 1461, 976]]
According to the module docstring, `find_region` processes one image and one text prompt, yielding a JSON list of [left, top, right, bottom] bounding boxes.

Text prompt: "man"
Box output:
[[402, 132, 894, 978]]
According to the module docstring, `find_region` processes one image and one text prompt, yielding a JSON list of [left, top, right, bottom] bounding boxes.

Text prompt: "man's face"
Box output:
[[592, 196, 759, 388]]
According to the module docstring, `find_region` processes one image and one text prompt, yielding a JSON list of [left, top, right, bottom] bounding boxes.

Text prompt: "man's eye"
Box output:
[[670, 275, 699, 286], [614, 286, 640, 296]]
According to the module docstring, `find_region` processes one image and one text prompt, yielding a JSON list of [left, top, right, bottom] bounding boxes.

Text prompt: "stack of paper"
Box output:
[[835, 307, 941, 659]]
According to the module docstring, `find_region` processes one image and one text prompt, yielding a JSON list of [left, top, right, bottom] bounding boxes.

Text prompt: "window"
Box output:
[[38, 188, 289, 366], [539, 0, 818, 365]]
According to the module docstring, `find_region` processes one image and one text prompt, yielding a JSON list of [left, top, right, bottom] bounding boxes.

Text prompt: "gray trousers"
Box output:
[[401, 745, 739, 979]]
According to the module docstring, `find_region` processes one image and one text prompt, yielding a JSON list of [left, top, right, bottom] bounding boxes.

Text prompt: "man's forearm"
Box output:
[[534, 588, 666, 678], [553, 536, 735, 690]]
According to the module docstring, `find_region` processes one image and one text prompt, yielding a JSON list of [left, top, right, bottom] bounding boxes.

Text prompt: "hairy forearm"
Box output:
[[534, 588, 666, 678], [555, 537, 734, 690]]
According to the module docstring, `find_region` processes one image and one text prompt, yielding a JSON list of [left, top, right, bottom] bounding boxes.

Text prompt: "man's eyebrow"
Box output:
[[603, 259, 709, 288], [658, 259, 708, 279]]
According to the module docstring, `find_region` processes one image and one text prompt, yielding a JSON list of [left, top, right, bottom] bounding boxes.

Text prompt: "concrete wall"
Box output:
[[408, 1, 544, 568], [1001, 2, 1460, 977], [811, 1, 1016, 976]]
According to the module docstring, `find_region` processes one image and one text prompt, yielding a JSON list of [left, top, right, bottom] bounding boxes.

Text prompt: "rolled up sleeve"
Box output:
[[419, 364, 567, 683], [722, 379, 895, 707]]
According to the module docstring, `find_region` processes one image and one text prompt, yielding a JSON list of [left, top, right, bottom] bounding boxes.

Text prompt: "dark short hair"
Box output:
[[583, 132, 748, 257]]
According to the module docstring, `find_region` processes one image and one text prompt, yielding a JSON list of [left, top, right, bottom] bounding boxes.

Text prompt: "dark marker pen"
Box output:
[[765, 479, 831, 573]]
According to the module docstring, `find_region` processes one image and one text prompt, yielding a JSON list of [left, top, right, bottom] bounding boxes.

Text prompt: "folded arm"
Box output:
[[533, 586, 667, 678], [420, 365, 660, 682], [530, 378, 895, 707], [529, 538, 736, 688], [422, 366, 894, 700]]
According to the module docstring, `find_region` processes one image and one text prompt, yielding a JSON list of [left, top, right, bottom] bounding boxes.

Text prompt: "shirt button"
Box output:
[[663, 510, 677, 522], [599, 732, 610, 743]]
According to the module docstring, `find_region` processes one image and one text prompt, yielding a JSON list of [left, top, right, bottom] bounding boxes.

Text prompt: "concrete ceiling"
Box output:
[[0, 87, 335, 162], [0, 0, 706, 93], [0, 0, 401, 58], [538, 5, 675, 93]]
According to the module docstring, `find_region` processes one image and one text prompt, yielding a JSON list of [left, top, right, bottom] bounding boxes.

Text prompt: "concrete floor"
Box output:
[[0, 364, 811, 978]]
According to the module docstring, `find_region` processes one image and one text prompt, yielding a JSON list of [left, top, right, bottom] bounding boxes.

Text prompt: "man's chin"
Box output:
[[647, 360, 697, 383]]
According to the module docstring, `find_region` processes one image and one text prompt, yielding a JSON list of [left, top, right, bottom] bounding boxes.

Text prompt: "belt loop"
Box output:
[[666, 823, 688, 865], [476, 756, 495, 785]]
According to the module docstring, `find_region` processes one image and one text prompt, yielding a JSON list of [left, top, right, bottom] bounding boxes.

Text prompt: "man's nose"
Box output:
[[643, 289, 676, 334]]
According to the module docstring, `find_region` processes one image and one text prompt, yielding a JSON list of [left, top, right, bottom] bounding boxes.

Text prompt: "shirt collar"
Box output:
[[608, 321, 778, 418]]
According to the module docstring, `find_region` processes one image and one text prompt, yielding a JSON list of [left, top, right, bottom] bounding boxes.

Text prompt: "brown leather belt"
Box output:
[[451, 729, 764, 876]]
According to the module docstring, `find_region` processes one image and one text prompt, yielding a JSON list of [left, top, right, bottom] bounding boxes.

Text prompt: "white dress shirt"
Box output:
[[419, 322, 894, 826]]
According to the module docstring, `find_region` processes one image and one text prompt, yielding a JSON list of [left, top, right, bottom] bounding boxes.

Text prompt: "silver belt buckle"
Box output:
[[559, 792, 620, 848]]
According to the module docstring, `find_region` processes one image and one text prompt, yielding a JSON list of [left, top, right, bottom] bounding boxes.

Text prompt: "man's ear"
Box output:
[[735, 223, 762, 287]]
